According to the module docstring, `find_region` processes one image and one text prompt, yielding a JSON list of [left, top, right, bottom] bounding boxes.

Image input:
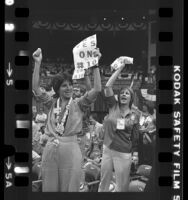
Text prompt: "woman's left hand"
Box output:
[[85, 68, 91, 76], [94, 48, 102, 60]]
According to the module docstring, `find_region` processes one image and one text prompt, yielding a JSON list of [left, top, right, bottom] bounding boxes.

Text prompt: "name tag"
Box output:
[[117, 118, 125, 130]]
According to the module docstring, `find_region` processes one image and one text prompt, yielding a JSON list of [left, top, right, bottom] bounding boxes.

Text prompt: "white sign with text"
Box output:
[[72, 34, 98, 79]]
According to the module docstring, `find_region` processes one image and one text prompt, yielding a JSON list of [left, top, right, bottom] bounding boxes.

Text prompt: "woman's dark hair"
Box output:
[[117, 87, 134, 109], [90, 113, 98, 121], [45, 85, 52, 92], [142, 103, 154, 115], [52, 72, 73, 98]]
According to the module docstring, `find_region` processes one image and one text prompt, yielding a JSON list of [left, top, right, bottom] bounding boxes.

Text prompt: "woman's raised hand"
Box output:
[[33, 48, 42, 63], [94, 48, 102, 61], [123, 56, 133, 65]]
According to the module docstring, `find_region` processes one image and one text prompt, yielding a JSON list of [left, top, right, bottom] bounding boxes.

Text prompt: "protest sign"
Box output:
[[72, 34, 98, 79], [72, 68, 85, 80]]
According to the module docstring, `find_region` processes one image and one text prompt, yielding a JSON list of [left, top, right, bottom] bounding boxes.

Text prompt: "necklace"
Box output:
[[54, 97, 73, 136]]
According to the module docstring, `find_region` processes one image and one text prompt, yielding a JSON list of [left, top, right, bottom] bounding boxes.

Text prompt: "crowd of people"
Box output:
[[32, 48, 156, 192], [34, 58, 155, 82]]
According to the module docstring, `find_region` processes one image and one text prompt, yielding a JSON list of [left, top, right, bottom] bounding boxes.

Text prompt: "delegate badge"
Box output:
[[116, 118, 125, 130]]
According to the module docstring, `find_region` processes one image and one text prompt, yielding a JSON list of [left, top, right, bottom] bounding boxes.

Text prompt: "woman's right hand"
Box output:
[[33, 48, 42, 63], [123, 56, 133, 65], [94, 48, 102, 61]]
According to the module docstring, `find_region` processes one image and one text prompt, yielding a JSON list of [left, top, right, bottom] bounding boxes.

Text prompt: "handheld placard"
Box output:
[[72, 34, 99, 79]]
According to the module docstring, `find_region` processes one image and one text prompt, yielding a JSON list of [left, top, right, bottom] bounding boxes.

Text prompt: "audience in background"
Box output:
[[35, 107, 47, 128]]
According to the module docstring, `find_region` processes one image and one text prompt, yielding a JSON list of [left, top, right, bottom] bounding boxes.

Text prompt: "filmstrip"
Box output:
[[4, 0, 183, 200]]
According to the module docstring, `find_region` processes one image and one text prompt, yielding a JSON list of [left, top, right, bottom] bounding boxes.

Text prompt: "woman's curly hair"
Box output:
[[51, 72, 73, 98]]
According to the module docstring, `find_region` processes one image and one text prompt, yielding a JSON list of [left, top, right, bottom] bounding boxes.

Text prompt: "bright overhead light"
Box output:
[[5, 0, 14, 6], [5, 23, 15, 32]]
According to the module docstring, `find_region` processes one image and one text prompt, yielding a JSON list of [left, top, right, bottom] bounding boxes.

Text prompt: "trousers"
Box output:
[[98, 145, 132, 192], [41, 136, 82, 192]]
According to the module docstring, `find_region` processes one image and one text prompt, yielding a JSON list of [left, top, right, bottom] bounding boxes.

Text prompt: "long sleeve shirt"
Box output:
[[33, 90, 96, 138], [103, 95, 140, 153]]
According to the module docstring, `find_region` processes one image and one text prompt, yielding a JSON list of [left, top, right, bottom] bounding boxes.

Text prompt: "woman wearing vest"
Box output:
[[98, 59, 140, 192], [32, 48, 101, 192]]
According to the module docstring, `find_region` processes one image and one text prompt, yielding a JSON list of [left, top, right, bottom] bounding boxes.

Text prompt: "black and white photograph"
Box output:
[[31, 0, 157, 192]]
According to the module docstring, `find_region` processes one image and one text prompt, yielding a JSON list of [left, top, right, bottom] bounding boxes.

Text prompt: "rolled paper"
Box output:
[[123, 56, 133, 64], [111, 56, 133, 71]]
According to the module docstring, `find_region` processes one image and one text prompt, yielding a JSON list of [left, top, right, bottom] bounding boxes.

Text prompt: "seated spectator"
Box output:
[[32, 106, 37, 120], [35, 107, 47, 128], [138, 105, 156, 166], [32, 150, 42, 191], [39, 132, 49, 148], [89, 113, 103, 139], [32, 121, 43, 155], [46, 87, 55, 97]]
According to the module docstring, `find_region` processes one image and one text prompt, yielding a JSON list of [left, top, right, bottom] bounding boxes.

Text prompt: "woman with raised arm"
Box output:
[[98, 59, 140, 192], [32, 48, 101, 192]]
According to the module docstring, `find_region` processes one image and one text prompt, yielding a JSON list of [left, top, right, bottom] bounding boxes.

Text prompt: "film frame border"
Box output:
[[4, 0, 183, 200]]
